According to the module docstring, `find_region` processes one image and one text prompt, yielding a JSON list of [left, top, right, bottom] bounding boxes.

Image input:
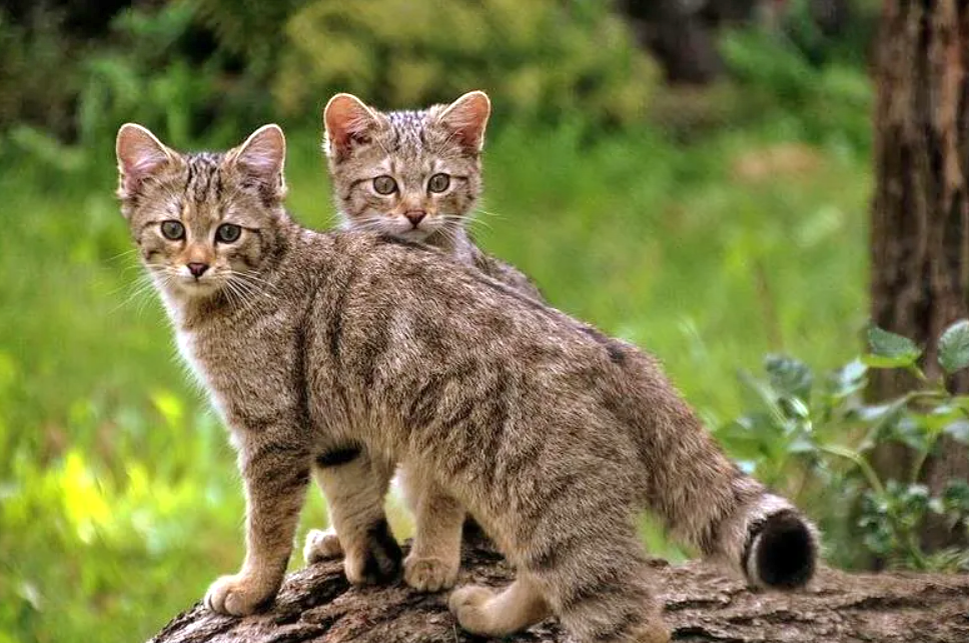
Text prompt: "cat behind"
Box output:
[[304, 91, 540, 591]]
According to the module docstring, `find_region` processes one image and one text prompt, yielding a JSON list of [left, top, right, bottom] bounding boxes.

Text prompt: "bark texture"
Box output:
[[151, 543, 969, 643], [870, 0, 969, 550]]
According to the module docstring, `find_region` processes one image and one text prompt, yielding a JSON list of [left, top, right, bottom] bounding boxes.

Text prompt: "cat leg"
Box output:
[[450, 510, 668, 642], [400, 464, 464, 592], [307, 445, 402, 584], [526, 527, 669, 643], [205, 438, 311, 615], [448, 574, 551, 636]]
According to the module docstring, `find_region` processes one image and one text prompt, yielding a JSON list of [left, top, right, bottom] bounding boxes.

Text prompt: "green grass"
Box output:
[[0, 120, 869, 643]]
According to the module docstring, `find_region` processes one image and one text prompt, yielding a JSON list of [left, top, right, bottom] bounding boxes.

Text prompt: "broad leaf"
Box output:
[[944, 420, 969, 444], [938, 319, 969, 373], [764, 354, 813, 401], [866, 326, 921, 367], [827, 358, 868, 398]]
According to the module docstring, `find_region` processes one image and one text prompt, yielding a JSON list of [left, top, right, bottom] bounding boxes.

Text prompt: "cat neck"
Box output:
[[423, 225, 477, 264]]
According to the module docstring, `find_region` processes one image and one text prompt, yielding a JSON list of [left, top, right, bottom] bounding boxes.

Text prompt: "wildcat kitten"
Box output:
[[323, 90, 540, 298], [302, 90, 537, 593], [115, 123, 818, 643]]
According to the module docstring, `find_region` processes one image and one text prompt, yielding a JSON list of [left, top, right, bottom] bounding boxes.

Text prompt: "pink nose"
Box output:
[[187, 262, 209, 278], [405, 211, 426, 226]]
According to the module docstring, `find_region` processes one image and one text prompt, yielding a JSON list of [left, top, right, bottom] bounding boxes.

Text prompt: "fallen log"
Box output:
[[151, 542, 969, 642]]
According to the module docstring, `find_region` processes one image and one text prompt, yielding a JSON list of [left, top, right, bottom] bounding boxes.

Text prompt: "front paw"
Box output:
[[344, 519, 403, 585], [204, 573, 276, 616], [304, 527, 345, 565], [404, 553, 459, 592], [448, 584, 496, 634]]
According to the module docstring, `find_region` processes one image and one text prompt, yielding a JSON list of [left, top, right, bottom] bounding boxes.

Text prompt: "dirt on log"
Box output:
[[150, 542, 969, 643]]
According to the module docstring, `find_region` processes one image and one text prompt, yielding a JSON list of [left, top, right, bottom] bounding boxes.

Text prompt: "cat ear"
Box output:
[[437, 90, 491, 153], [228, 124, 287, 199], [323, 93, 381, 161], [115, 123, 178, 199]]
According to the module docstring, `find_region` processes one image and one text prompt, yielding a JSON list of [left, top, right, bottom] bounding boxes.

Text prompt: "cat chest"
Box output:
[[175, 327, 299, 430]]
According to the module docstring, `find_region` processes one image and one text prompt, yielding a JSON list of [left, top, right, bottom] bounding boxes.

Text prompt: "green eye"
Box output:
[[428, 173, 450, 193], [373, 175, 397, 195], [160, 220, 185, 240], [216, 223, 242, 243]]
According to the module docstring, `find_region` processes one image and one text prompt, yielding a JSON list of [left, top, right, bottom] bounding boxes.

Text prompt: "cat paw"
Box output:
[[303, 527, 344, 565], [204, 573, 276, 616], [343, 519, 402, 585], [404, 554, 459, 592], [448, 584, 496, 634]]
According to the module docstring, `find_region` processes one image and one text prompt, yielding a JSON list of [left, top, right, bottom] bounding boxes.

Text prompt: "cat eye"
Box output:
[[373, 175, 398, 195], [428, 173, 450, 193], [216, 223, 242, 244], [160, 220, 185, 241]]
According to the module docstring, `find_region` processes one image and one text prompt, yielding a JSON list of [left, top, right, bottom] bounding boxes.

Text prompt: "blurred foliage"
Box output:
[[719, 24, 872, 151], [721, 322, 969, 571], [274, 0, 657, 124], [0, 6, 89, 140]]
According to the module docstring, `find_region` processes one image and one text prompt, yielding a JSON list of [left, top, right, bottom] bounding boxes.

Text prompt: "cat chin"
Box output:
[[398, 229, 432, 241], [167, 278, 224, 299]]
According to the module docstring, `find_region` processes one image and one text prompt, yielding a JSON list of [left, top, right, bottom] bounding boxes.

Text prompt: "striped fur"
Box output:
[[115, 124, 818, 643]]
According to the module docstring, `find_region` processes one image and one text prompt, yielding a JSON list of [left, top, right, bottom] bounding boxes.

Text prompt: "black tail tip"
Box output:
[[752, 510, 817, 589]]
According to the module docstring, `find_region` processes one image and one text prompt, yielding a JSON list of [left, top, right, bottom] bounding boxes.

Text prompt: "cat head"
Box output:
[[322, 90, 490, 244], [115, 123, 289, 302]]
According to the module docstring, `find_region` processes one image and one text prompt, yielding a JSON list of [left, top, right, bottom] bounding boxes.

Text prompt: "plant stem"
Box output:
[[819, 444, 885, 495]]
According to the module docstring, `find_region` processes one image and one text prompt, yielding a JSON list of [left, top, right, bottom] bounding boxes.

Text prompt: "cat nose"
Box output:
[[187, 262, 209, 278], [405, 210, 426, 227]]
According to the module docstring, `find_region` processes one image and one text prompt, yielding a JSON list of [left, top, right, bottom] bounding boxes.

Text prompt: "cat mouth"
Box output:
[[173, 274, 222, 295]]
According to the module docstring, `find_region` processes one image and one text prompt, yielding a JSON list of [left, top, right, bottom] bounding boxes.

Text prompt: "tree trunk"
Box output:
[[870, 0, 969, 551], [150, 542, 969, 643]]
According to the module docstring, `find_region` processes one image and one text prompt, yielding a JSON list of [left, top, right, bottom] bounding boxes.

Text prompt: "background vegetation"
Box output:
[[7, 1, 959, 642]]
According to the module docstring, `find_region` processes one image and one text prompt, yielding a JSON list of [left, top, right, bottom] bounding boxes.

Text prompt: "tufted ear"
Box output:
[[116, 123, 178, 200], [323, 93, 381, 161], [228, 124, 287, 200], [437, 90, 491, 153]]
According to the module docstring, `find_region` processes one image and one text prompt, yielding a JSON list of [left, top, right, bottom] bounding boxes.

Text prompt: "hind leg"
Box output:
[[527, 526, 669, 643], [308, 446, 401, 584], [449, 574, 550, 636]]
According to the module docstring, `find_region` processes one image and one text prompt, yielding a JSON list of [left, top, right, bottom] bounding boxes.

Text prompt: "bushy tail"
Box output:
[[629, 356, 819, 590], [733, 495, 818, 589], [613, 345, 819, 590], [663, 479, 818, 590]]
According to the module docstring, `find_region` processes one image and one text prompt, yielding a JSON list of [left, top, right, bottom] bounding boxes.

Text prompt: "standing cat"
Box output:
[[303, 90, 538, 593], [115, 123, 818, 643]]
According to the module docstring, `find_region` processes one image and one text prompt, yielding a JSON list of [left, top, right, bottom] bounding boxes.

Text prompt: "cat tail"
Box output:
[[658, 466, 819, 589], [636, 375, 819, 590], [711, 491, 819, 589]]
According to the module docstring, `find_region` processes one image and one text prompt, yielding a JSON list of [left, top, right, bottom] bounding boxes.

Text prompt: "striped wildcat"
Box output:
[[115, 123, 818, 643]]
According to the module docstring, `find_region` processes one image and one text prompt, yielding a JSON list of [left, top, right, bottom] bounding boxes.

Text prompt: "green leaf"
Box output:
[[938, 319, 969, 373], [867, 326, 921, 364], [943, 480, 969, 513], [888, 416, 931, 451], [944, 420, 969, 444], [827, 358, 867, 398], [861, 354, 918, 369], [764, 354, 813, 401]]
